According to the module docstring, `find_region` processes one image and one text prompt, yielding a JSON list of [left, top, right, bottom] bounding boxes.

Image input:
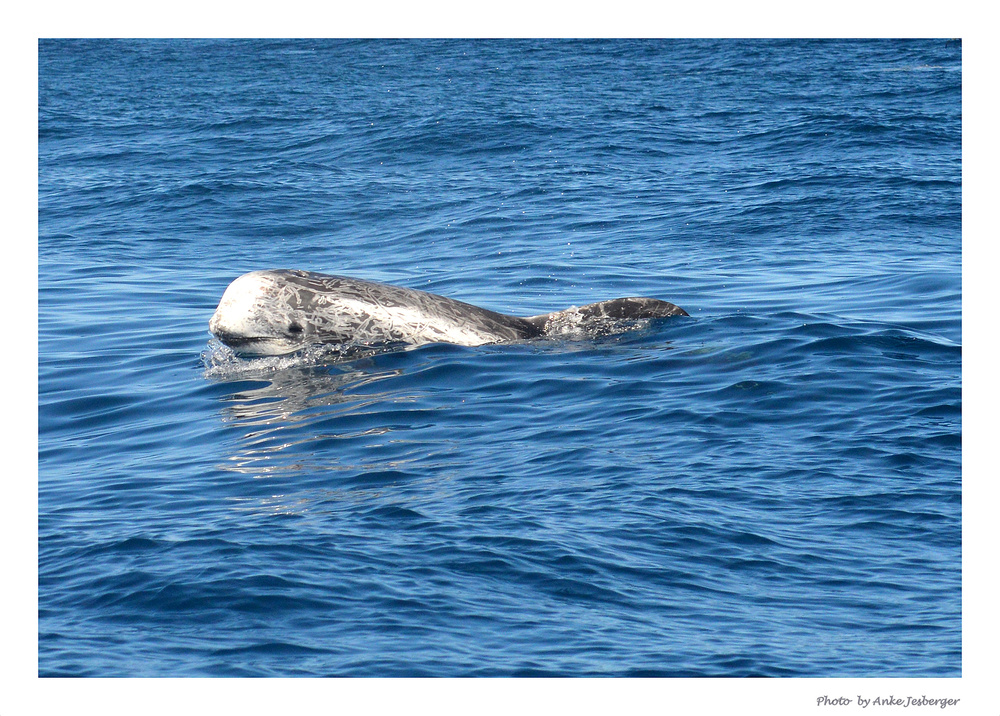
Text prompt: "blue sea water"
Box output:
[[37, 39, 962, 678]]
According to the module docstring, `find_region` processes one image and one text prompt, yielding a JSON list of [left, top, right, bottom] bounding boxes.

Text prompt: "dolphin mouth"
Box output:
[[211, 329, 301, 356]]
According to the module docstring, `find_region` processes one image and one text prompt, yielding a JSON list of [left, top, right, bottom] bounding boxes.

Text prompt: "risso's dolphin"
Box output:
[[209, 269, 688, 356]]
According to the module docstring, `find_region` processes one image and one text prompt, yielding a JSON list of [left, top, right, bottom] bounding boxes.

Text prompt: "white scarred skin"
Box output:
[[209, 269, 688, 356], [209, 272, 305, 355]]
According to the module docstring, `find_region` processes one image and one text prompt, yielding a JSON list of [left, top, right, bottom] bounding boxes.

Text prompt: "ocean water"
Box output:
[[37, 39, 962, 678]]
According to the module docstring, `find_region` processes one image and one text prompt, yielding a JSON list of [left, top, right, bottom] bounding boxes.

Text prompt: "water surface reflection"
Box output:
[[206, 347, 468, 516]]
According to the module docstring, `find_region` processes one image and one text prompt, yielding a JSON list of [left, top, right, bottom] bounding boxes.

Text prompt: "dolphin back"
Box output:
[[273, 269, 544, 344], [524, 297, 689, 336]]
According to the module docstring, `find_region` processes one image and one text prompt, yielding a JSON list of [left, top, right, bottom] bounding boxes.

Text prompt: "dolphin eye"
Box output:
[[288, 322, 304, 334]]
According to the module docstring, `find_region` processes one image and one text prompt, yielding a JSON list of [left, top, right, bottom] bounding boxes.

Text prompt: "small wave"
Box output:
[[201, 339, 396, 380]]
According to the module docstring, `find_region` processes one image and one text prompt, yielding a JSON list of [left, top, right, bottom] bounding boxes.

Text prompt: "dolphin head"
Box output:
[[209, 270, 313, 356]]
